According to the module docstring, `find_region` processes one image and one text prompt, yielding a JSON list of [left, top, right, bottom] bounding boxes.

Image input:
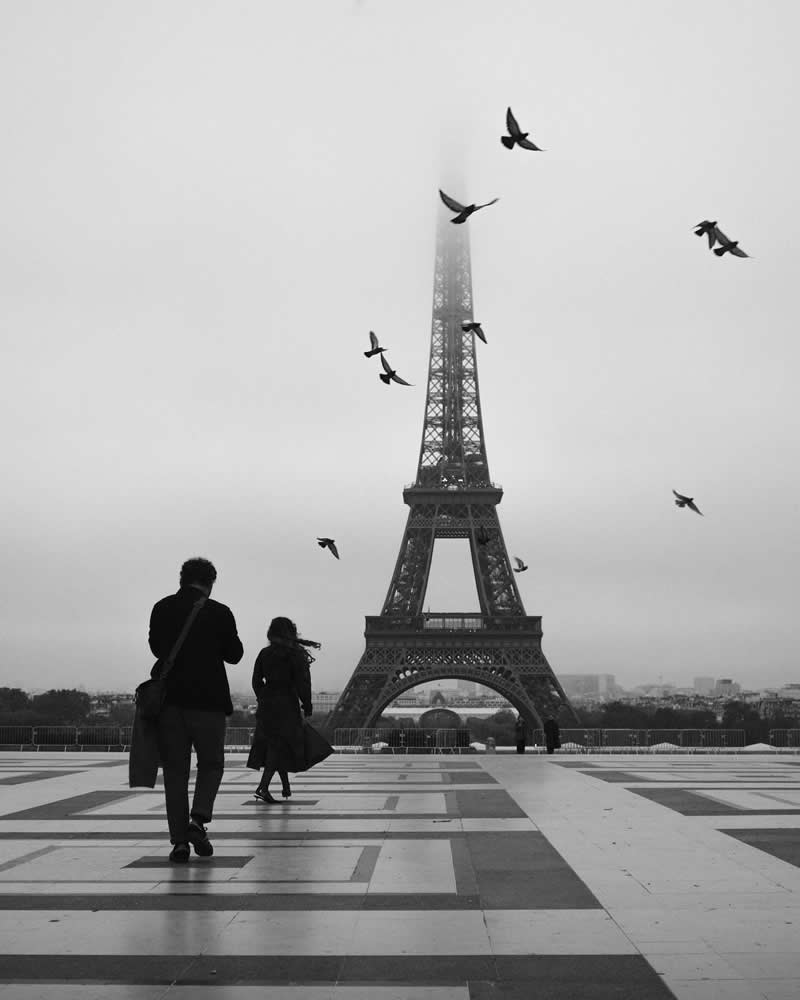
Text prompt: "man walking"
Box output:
[[148, 557, 243, 862]]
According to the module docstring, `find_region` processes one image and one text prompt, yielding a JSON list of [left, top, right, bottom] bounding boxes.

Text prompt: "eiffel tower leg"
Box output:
[[325, 627, 580, 735]]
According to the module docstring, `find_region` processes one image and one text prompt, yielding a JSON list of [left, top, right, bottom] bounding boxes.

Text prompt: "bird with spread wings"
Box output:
[[672, 490, 703, 516], [439, 189, 499, 225], [501, 107, 543, 151], [379, 354, 412, 386]]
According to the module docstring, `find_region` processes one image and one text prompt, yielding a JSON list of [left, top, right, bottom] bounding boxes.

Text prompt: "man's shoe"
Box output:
[[188, 819, 214, 857], [169, 842, 190, 864]]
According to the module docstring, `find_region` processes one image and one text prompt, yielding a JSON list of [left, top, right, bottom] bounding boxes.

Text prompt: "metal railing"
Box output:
[[0, 725, 791, 752], [769, 730, 800, 747], [0, 725, 255, 750], [548, 729, 747, 750], [334, 728, 473, 753]]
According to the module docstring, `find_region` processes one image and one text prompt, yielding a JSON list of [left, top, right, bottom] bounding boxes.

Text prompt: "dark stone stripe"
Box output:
[[1, 790, 133, 820], [723, 828, 800, 867], [350, 845, 381, 882], [580, 770, 650, 783], [465, 832, 601, 910], [0, 830, 467, 841], [0, 893, 483, 910], [455, 790, 527, 818], [442, 771, 498, 784], [0, 954, 672, 989], [450, 837, 479, 895], [0, 770, 82, 785], [79, 812, 481, 821], [125, 855, 254, 868], [630, 787, 800, 816]]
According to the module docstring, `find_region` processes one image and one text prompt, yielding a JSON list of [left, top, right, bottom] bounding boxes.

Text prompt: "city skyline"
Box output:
[[2, 2, 799, 695]]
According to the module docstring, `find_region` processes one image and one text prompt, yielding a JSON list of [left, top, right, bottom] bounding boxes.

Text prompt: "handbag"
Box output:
[[135, 595, 207, 721]]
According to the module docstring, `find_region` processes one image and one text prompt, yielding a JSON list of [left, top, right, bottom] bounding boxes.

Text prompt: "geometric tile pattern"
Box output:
[[4, 752, 799, 997]]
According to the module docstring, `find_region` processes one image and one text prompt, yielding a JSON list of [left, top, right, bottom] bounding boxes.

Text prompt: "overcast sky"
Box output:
[[2, 0, 798, 697]]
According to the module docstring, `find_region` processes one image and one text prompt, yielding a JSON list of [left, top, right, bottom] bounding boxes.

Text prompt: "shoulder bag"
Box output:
[[135, 595, 206, 721]]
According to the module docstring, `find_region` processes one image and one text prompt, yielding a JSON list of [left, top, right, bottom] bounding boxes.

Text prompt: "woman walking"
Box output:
[[248, 617, 313, 803]]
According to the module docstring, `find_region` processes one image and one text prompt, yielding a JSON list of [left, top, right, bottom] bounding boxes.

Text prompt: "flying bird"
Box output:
[[317, 537, 340, 559], [672, 490, 703, 516], [501, 107, 543, 151], [439, 189, 499, 225], [364, 331, 386, 358], [379, 353, 413, 386], [693, 220, 718, 248], [461, 321, 487, 344], [513, 556, 528, 573], [712, 227, 749, 258]]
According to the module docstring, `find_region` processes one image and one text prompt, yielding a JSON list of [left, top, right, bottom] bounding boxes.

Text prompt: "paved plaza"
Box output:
[[1, 752, 800, 998]]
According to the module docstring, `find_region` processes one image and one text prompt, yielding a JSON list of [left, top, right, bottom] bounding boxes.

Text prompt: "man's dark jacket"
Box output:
[[148, 585, 243, 715]]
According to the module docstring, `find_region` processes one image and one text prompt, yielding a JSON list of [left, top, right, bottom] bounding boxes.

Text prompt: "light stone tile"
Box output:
[[0, 910, 235, 953], [666, 980, 769, 1000], [484, 909, 638, 955], [350, 910, 491, 955], [645, 953, 746, 980], [208, 910, 359, 955], [719, 952, 800, 979], [759, 982, 800, 1000], [368, 839, 456, 894]]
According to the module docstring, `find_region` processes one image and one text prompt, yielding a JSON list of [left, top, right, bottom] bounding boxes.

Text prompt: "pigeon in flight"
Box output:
[[379, 354, 413, 386], [317, 537, 340, 559], [476, 525, 491, 546], [501, 108, 543, 151], [672, 490, 703, 516], [693, 220, 718, 248], [439, 189, 499, 225], [712, 227, 749, 258], [461, 321, 487, 344], [513, 556, 528, 573], [364, 331, 386, 358]]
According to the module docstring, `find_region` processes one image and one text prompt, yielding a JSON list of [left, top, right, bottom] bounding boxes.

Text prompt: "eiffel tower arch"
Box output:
[[326, 208, 579, 734]]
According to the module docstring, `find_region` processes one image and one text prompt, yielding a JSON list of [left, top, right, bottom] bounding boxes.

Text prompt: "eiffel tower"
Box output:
[[326, 208, 579, 733]]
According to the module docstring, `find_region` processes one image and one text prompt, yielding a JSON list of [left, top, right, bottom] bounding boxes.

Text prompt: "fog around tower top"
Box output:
[[1, 1, 798, 693]]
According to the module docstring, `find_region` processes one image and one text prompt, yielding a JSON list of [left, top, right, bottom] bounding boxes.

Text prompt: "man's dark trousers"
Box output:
[[156, 704, 226, 844]]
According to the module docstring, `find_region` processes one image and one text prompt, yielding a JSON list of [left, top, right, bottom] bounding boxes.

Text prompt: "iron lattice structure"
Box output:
[[326, 213, 579, 733]]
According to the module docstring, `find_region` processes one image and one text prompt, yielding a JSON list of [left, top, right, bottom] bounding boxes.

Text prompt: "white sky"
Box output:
[[2, 1, 798, 696]]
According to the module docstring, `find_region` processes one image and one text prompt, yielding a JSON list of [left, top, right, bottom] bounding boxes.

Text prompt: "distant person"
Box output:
[[248, 617, 313, 802], [514, 715, 527, 754], [148, 557, 243, 863], [543, 716, 561, 755]]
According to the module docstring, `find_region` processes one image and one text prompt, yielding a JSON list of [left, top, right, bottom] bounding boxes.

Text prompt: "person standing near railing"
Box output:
[[543, 717, 561, 755], [515, 715, 527, 754]]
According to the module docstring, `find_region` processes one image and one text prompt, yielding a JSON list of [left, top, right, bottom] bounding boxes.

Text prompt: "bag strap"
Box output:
[[160, 596, 207, 682]]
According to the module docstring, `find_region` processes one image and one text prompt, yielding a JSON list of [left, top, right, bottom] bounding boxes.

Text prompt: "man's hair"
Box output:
[[179, 557, 217, 589], [267, 616, 298, 643]]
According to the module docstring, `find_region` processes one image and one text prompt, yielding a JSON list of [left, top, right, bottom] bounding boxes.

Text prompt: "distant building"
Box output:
[[715, 678, 741, 698], [559, 674, 620, 700], [457, 679, 477, 696], [694, 676, 715, 695], [312, 692, 341, 713]]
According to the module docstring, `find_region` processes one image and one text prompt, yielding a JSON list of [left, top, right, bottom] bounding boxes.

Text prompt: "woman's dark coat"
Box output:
[[246, 643, 312, 773]]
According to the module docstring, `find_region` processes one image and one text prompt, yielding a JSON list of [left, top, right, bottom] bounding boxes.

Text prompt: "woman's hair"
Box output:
[[267, 617, 298, 643]]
